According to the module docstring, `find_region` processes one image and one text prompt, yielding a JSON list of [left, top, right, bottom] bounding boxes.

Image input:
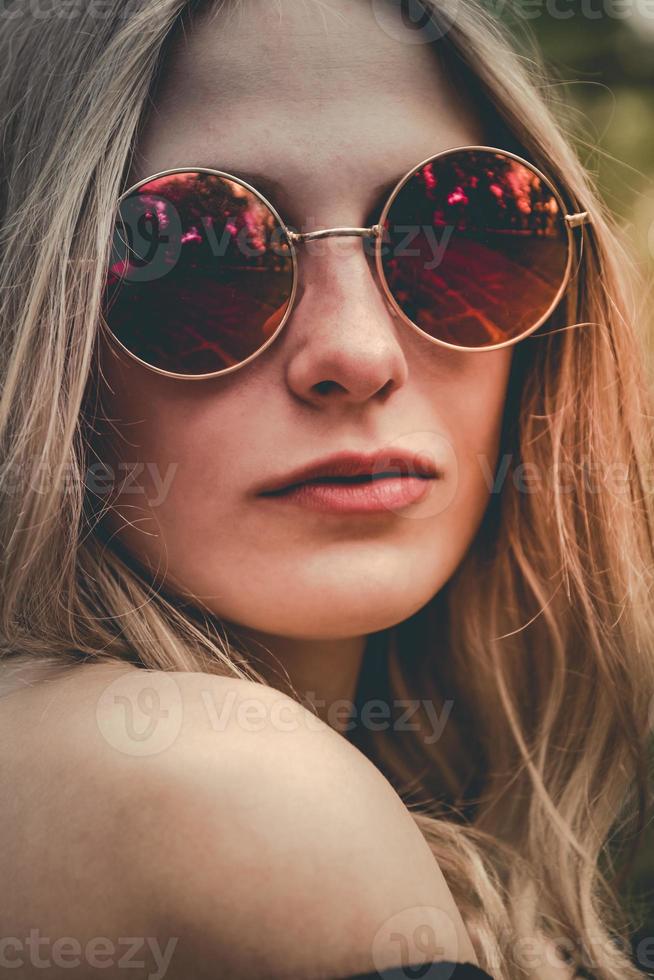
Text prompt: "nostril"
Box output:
[[314, 380, 342, 396]]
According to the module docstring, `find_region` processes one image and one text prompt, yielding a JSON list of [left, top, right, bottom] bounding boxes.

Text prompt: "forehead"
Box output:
[[130, 0, 485, 222]]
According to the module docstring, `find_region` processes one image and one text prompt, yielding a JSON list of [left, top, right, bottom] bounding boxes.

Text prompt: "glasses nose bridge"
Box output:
[[286, 222, 401, 328], [287, 224, 384, 246]]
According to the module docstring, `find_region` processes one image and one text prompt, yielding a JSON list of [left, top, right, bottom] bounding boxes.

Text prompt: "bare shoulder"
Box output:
[[0, 662, 478, 979]]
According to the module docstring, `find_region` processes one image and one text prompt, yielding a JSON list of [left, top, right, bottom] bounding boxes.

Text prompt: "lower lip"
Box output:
[[259, 476, 435, 514]]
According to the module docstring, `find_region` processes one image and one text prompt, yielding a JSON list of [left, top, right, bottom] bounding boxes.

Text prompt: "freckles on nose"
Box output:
[[282, 259, 410, 402], [290, 246, 399, 348], [294, 231, 386, 309]]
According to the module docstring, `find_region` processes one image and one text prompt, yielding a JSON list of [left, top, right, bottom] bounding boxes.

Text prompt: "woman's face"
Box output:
[[95, 0, 513, 641]]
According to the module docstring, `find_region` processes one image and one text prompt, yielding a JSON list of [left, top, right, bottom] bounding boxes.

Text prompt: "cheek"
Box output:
[[98, 412, 240, 548], [434, 349, 512, 533], [90, 339, 243, 566], [90, 333, 514, 632]]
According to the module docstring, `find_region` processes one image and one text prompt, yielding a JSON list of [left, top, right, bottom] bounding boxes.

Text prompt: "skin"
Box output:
[[95, 0, 514, 718], [0, 665, 483, 977], [0, 4, 579, 976]]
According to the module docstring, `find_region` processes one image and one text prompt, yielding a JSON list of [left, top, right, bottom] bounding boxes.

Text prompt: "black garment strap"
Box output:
[[344, 961, 494, 979]]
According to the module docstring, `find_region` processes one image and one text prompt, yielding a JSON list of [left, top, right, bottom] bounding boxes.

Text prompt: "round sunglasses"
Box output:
[[101, 145, 592, 381]]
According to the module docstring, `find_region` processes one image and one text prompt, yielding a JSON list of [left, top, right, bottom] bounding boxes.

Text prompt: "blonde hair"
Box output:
[[1, 1, 652, 977]]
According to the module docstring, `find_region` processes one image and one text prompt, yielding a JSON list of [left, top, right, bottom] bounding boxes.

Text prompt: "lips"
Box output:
[[256, 449, 439, 495]]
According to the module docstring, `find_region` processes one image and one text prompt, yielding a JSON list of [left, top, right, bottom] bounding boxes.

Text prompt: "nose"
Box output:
[[283, 235, 409, 408]]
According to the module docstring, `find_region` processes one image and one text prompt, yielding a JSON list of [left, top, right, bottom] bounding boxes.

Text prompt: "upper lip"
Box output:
[[256, 449, 439, 495]]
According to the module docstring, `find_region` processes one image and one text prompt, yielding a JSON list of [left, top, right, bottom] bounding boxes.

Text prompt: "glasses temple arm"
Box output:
[[564, 211, 592, 228]]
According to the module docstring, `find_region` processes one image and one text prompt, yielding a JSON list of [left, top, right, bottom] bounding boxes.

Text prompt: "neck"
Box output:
[[224, 626, 369, 734]]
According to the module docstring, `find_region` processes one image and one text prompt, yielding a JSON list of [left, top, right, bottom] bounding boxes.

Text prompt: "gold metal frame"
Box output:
[[104, 144, 592, 380]]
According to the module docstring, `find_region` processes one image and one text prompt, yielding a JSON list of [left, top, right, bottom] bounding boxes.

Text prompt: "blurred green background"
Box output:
[[520, 0, 654, 268], [497, 1, 654, 970], [497, 0, 654, 327]]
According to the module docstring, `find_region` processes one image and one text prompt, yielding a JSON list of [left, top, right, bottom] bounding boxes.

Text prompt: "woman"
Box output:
[[0, 0, 652, 977]]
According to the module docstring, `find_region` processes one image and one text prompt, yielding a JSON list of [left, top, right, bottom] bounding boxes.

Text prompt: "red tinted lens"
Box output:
[[102, 171, 295, 376], [379, 149, 570, 349]]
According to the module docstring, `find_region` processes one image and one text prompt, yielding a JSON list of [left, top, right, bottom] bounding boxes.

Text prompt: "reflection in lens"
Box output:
[[102, 171, 294, 376], [379, 150, 570, 348]]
